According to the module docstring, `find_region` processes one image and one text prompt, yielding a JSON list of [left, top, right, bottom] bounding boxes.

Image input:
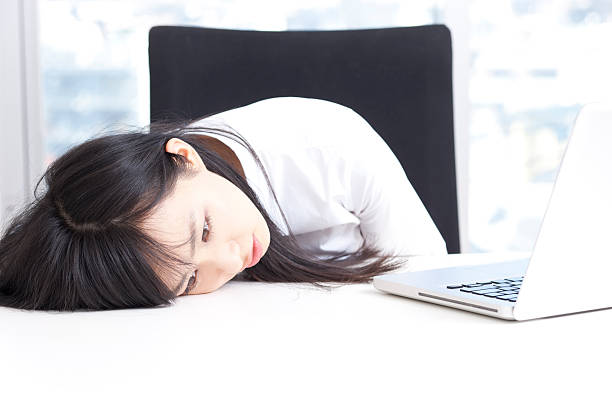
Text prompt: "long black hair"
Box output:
[[0, 120, 408, 311]]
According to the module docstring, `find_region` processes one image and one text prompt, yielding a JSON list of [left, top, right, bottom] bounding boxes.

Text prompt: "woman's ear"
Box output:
[[165, 137, 206, 170]]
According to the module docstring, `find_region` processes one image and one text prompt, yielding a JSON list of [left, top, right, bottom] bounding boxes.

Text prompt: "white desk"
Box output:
[[1, 252, 609, 408]]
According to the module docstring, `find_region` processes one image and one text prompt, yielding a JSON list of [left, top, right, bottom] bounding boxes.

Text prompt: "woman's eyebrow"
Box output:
[[173, 211, 198, 295], [187, 210, 197, 260], [176, 210, 198, 263]]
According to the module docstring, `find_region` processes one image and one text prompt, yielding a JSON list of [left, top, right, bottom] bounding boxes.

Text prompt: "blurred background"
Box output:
[[1, 0, 611, 253]]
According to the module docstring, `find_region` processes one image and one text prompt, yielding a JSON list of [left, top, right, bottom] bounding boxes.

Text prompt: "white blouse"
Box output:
[[190, 97, 448, 259]]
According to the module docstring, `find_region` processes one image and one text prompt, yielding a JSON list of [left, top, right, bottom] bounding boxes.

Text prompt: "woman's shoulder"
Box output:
[[218, 96, 357, 116], [208, 97, 379, 153]]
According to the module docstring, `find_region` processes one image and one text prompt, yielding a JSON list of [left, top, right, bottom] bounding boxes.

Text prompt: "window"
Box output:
[[36, 0, 612, 252], [467, 0, 612, 252], [38, 0, 441, 165]]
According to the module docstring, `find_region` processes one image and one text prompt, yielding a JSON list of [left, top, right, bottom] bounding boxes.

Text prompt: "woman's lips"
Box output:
[[246, 234, 263, 269]]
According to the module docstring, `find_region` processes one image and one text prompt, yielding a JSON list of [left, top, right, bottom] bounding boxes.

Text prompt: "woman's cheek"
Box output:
[[208, 274, 234, 293], [193, 271, 225, 294]]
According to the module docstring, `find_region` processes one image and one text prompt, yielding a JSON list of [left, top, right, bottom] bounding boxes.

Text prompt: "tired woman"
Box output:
[[0, 97, 447, 311]]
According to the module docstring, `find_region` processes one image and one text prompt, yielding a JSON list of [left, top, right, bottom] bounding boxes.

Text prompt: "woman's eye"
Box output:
[[187, 274, 196, 289], [203, 215, 214, 242], [184, 270, 198, 295]]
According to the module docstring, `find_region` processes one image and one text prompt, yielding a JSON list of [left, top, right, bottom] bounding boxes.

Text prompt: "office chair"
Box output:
[[148, 24, 460, 254]]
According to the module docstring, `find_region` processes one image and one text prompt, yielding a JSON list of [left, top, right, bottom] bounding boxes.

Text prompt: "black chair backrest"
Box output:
[[149, 24, 460, 253]]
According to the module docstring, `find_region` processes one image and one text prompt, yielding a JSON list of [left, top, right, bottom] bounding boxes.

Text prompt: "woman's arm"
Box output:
[[344, 141, 448, 258]]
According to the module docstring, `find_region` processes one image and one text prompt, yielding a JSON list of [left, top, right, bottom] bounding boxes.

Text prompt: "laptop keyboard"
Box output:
[[446, 276, 523, 302]]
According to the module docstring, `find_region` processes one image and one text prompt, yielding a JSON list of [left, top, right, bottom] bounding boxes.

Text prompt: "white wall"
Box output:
[[0, 0, 43, 233]]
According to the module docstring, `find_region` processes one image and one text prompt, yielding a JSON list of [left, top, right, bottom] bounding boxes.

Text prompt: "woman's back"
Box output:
[[193, 97, 447, 259]]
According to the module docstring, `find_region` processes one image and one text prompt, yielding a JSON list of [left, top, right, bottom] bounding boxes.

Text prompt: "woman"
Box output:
[[0, 97, 447, 311]]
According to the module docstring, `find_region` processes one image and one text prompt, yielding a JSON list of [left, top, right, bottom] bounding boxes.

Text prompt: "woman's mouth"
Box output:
[[246, 233, 263, 268]]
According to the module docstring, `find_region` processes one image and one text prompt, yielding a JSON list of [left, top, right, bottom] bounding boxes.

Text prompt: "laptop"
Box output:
[[373, 102, 612, 321]]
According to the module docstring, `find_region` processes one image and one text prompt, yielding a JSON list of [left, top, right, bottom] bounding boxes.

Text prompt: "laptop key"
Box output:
[[483, 292, 503, 297], [461, 287, 494, 293], [471, 285, 497, 291], [496, 294, 516, 300], [472, 290, 491, 296], [446, 284, 463, 289], [472, 289, 500, 295]]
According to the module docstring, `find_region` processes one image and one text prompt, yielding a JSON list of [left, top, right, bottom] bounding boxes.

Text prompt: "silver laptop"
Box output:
[[373, 102, 612, 321]]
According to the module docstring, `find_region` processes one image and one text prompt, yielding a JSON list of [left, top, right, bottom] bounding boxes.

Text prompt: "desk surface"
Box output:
[[1, 252, 608, 408]]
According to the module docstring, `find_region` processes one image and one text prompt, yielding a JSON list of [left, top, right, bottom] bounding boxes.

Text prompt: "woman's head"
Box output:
[[0, 119, 407, 311], [143, 136, 270, 296], [0, 121, 268, 310]]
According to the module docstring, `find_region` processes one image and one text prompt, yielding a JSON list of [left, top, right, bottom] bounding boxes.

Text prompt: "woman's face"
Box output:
[[142, 137, 270, 296]]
